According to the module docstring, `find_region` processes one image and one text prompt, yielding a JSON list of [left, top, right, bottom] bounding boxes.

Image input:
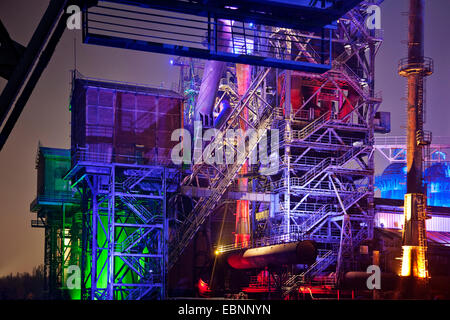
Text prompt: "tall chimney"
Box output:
[[398, 0, 433, 298]]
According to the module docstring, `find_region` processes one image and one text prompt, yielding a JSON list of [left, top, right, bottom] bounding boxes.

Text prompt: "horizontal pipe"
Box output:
[[227, 240, 317, 269]]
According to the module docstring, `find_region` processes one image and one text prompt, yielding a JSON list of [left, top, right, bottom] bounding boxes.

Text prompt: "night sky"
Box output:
[[0, 0, 449, 276]]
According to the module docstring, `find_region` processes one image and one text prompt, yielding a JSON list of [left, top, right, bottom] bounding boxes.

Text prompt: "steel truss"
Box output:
[[170, 0, 383, 298], [36, 210, 82, 299], [30, 146, 82, 299], [82, 0, 336, 72], [67, 156, 178, 300], [272, 2, 383, 294], [374, 135, 450, 163]]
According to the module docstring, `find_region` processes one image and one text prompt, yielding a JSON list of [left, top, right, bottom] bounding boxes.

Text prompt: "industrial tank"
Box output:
[[376, 152, 450, 207], [376, 162, 407, 201], [425, 162, 450, 207]]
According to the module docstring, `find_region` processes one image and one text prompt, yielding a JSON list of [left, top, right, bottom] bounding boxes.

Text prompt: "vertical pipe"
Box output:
[[251, 179, 257, 247], [91, 176, 98, 300], [50, 224, 57, 296], [368, 40, 376, 241], [61, 203, 66, 289], [81, 188, 88, 300], [403, 0, 425, 262], [405, 0, 424, 194], [162, 168, 167, 299], [235, 63, 252, 248], [195, 20, 232, 126], [107, 165, 115, 299]]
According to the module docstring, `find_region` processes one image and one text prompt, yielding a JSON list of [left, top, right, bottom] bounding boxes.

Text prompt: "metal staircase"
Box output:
[[283, 250, 336, 296], [121, 255, 151, 280], [120, 195, 162, 225], [297, 204, 333, 233], [300, 145, 367, 187], [275, 145, 368, 191], [116, 228, 146, 252], [332, 65, 370, 101], [289, 187, 369, 236], [283, 222, 370, 297], [215, 187, 369, 255], [333, 44, 360, 67], [289, 111, 332, 141], [123, 168, 154, 190], [169, 68, 274, 269], [120, 255, 162, 300]]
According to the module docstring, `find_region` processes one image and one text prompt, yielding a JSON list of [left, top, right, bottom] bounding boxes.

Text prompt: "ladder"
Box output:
[[416, 195, 429, 278], [169, 68, 273, 269]]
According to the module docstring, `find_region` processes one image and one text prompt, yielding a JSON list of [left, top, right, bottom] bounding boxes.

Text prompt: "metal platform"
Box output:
[[81, 0, 342, 72]]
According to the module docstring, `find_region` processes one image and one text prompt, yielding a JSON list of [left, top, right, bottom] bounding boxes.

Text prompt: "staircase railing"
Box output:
[[123, 168, 153, 190], [274, 145, 368, 191], [116, 228, 145, 252], [283, 250, 336, 296], [294, 111, 331, 141], [120, 195, 162, 225], [169, 68, 274, 269]]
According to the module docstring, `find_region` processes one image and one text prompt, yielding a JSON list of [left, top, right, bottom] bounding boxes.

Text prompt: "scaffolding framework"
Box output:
[[171, 0, 383, 297], [66, 154, 178, 300], [30, 146, 82, 299], [29, 0, 386, 300]]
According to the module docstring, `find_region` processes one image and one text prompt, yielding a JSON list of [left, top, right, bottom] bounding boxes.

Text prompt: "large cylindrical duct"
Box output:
[[227, 241, 317, 269], [195, 20, 232, 127], [213, 99, 232, 128]]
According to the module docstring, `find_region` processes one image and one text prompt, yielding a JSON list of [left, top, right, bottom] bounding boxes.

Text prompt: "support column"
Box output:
[[283, 71, 291, 238], [235, 63, 252, 248]]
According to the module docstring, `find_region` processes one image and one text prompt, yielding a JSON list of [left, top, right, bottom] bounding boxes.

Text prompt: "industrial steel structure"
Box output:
[[66, 75, 184, 300], [162, 0, 387, 298], [27, 0, 387, 300], [24, 0, 450, 300], [30, 146, 82, 299]]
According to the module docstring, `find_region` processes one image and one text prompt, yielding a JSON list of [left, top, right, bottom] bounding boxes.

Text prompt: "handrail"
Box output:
[[169, 68, 274, 269]]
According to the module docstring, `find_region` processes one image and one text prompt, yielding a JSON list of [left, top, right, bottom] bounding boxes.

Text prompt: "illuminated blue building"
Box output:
[[376, 151, 450, 207]]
